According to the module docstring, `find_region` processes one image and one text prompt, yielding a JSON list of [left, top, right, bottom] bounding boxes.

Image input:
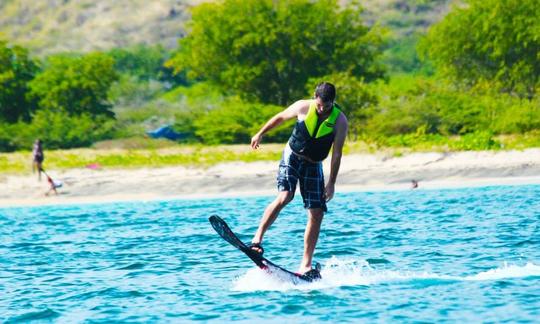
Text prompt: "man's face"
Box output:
[[314, 96, 333, 115]]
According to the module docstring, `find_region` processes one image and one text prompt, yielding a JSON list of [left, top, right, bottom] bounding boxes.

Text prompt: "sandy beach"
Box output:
[[1, 148, 539, 208]]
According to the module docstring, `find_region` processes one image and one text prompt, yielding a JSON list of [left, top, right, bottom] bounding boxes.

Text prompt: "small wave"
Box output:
[[118, 262, 145, 270], [231, 257, 540, 292], [464, 262, 540, 281], [7, 308, 60, 322], [366, 258, 391, 265]]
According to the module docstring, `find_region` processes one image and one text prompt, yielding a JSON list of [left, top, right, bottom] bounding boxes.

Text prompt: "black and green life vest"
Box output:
[[288, 101, 342, 162]]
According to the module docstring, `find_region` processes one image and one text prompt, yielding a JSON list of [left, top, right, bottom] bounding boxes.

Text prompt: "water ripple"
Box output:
[[0, 184, 538, 322]]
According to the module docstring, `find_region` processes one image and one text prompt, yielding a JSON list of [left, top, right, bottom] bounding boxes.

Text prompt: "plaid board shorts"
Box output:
[[277, 144, 327, 212]]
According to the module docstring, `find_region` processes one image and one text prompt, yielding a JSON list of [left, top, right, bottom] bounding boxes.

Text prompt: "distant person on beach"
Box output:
[[32, 139, 44, 181], [249, 82, 348, 279], [45, 175, 62, 196]]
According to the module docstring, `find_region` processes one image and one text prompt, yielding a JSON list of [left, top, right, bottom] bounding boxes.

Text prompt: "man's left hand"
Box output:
[[324, 182, 335, 202]]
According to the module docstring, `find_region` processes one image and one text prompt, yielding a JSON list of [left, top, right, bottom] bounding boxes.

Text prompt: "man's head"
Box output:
[[314, 82, 336, 115]]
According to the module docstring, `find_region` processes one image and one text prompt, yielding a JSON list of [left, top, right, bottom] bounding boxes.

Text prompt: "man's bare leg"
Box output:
[[251, 191, 294, 252], [298, 208, 324, 273]]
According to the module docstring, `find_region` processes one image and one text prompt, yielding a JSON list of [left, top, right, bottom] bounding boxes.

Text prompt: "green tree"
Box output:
[[108, 44, 187, 85], [0, 40, 39, 123], [193, 97, 291, 144], [8, 109, 115, 150], [420, 0, 540, 98], [28, 52, 118, 117], [167, 0, 385, 106], [381, 34, 434, 75], [109, 45, 165, 81], [363, 75, 540, 139], [365, 76, 479, 137]]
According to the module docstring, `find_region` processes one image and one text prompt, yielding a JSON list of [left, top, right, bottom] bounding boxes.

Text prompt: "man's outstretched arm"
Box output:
[[251, 100, 305, 149]]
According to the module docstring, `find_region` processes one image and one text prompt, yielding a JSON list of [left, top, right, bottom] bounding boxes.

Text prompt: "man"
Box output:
[[250, 82, 348, 278]]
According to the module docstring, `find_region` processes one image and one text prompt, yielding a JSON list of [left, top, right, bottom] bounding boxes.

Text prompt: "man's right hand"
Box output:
[[251, 133, 262, 149]]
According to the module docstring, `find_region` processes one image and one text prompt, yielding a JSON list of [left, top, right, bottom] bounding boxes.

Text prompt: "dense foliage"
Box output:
[[28, 53, 118, 117], [108, 45, 187, 86], [194, 98, 291, 144], [421, 0, 540, 98], [109, 45, 166, 81], [5, 110, 115, 150], [167, 0, 385, 105], [0, 46, 119, 151], [1, 0, 539, 154], [0, 40, 39, 123], [366, 75, 540, 138], [382, 34, 433, 75]]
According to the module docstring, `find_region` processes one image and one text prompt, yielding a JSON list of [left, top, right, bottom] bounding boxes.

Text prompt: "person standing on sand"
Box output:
[[32, 139, 44, 181], [249, 82, 348, 279]]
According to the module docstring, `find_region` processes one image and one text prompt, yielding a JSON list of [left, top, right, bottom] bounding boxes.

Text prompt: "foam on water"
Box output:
[[464, 261, 540, 281], [232, 257, 540, 291]]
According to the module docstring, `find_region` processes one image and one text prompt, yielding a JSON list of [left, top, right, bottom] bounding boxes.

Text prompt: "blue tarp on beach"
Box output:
[[146, 125, 186, 141]]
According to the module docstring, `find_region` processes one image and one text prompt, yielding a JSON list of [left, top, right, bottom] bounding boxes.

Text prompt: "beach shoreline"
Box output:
[[1, 148, 539, 208]]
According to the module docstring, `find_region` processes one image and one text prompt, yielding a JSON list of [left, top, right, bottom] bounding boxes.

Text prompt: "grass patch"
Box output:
[[497, 131, 540, 150], [0, 142, 284, 174], [1, 132, 538, 175]]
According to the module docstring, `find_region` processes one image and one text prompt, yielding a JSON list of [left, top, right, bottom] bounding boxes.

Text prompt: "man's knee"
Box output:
[[276, 191, 294, 206], [308, 208, 324, 222]]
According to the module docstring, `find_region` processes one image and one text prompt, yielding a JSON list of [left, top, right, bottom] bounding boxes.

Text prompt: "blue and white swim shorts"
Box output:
[[277, 144, 327, 212]]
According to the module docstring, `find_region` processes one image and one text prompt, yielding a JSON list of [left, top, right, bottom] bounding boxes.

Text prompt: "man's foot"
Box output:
[[249, 242, 264, 256], [302, 268, 322, 280], [299, 262, 321, 280]]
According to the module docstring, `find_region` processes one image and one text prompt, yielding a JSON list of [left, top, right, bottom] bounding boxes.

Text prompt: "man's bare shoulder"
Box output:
[[289, 99, 311, 115], [279, 99, 311, 120], [292, 99, 311, 110], [337, 111, 348, 126]]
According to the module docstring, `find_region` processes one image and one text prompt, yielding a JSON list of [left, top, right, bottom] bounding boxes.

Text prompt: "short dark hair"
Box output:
[[314, 82, 336, 103]]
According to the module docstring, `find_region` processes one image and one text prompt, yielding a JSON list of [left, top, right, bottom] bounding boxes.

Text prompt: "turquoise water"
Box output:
[[1, 184, 539, 322]]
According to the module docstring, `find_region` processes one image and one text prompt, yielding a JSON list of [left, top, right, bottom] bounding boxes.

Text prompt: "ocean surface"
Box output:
[[1, 184, 539, 323]]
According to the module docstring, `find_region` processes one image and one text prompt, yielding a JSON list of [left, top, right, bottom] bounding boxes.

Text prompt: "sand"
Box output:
[[1, 148, 539, 207]]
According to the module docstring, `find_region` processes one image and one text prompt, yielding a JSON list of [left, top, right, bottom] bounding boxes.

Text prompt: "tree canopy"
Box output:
[[421, 0, 540, 98], [28, 52, 118, 117], [108, 45, 166, 81], [0, 40, 39, 123], [167, 0, 386, 106], [107, 45, 187, 86]]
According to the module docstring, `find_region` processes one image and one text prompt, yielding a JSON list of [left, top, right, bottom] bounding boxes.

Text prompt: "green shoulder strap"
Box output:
[[305, 101, 341, 138], [304, 102, 318, 137]]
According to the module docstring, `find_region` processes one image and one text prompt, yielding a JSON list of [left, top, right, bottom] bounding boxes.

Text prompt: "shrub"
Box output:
[[9, 110, 115, 150], [193, 98, 291, 144], [449, 131, 501, 150]]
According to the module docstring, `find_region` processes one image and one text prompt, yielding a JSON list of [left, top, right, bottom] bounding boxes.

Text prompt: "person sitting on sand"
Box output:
[[45, 175, 63, 196]]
